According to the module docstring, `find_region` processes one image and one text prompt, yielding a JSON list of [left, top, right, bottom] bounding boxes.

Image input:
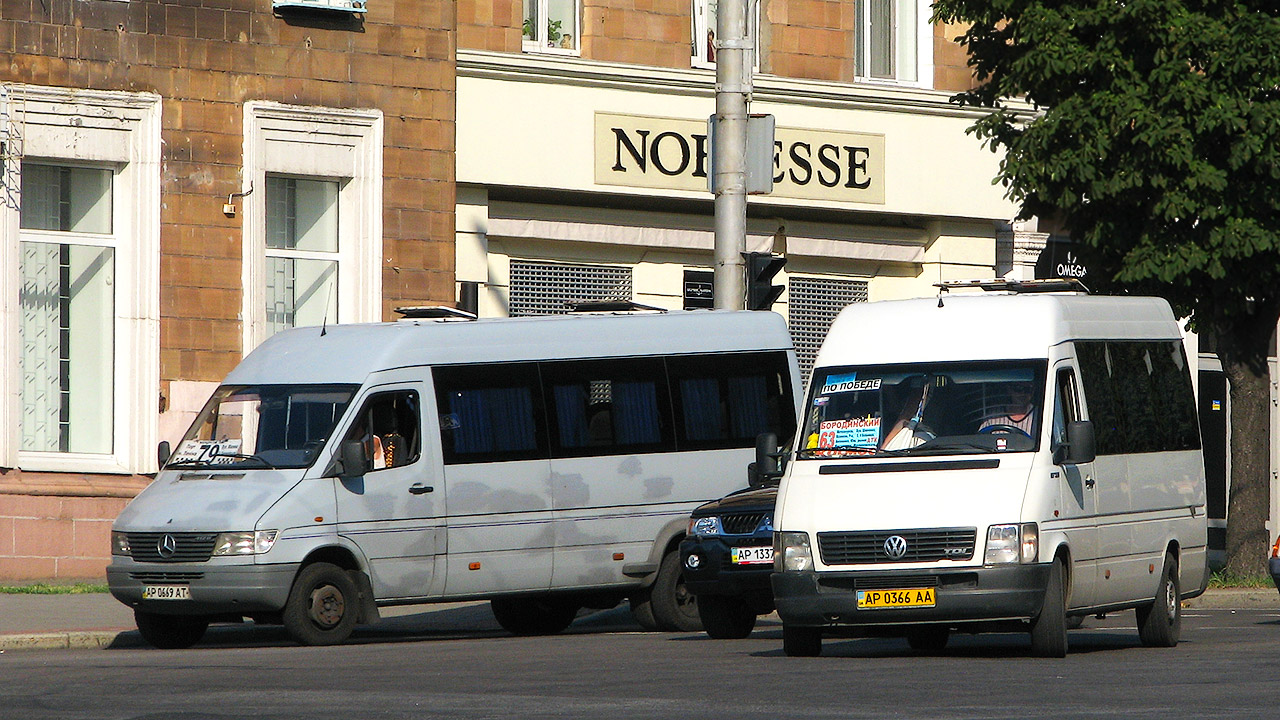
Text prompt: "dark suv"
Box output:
[[679, 485, 777, 638]]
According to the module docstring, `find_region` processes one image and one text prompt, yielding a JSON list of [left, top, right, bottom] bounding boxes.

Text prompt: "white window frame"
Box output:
[[522, 0, 582, 55], [0, 85, 161, 474], [691, 0, 760, 70], [855, 0, 934, 88], [242, 102, 383, 354]]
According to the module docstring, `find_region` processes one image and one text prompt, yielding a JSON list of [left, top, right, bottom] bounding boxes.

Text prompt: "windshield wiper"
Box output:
[[163, 459, 211, 469], [211, 453, 278, 469]]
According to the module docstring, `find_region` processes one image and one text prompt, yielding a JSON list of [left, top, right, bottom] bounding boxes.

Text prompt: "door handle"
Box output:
[[1085, 476, 1095, 490], [409, 484, 434, 495]]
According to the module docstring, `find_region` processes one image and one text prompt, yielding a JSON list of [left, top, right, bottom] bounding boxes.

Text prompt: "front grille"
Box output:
[[127, 533, 219, 563], [817, 528, 976, 565], [721, 512, 768, 535], [130, 571, 205, 583]]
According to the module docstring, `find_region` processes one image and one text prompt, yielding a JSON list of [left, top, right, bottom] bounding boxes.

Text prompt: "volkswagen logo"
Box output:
[[157, 534, 178, 559], [883, 535, 908, 560]]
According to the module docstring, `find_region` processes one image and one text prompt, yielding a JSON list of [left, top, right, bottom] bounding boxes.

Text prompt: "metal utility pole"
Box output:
[[712, 0, 750, 310]]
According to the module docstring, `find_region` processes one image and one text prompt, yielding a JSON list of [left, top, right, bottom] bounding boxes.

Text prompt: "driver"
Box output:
[[980, 382, 1036, 435]]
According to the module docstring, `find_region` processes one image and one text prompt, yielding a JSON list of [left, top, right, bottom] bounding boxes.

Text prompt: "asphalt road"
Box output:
[[3, 605, 1279, 719]]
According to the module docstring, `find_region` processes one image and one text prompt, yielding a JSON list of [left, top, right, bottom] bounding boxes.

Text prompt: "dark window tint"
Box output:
[[543, 357, 674, 457], [342, 390, 422, 470], [1076, 340, 1200, 455], [668, 351, 796, 450], [434, 363, 546, 464]]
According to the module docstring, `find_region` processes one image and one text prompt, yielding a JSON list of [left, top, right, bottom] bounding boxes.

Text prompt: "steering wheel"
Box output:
[[979, 423, 1032, 438]]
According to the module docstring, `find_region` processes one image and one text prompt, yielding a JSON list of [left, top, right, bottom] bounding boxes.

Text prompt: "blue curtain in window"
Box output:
[[680, 378, 723, 441], [449, 390, 492, 454], [488, 387, 537, 452], [614, 381, 660, 445], [727, 375, 768, 439], [554, 384, 588, 448]]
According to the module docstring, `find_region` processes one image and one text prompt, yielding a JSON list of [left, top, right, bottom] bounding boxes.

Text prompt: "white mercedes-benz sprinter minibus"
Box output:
[[770, 281, 1207, 657], [108, 309, 798, 647]]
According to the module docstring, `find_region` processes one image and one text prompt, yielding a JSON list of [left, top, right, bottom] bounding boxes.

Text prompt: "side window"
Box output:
[[1051, 368, 1082, 451], [344, 391, 421, 471], [668, 351, 797, 450], [1076, 340, 1201, 455], [542, 357, 674, 457], [434, 363, 547, 464]]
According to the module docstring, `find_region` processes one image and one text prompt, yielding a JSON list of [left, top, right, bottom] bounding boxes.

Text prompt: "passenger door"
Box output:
[[1050, 364, 1098, 609], [335, 382, 446, 600]]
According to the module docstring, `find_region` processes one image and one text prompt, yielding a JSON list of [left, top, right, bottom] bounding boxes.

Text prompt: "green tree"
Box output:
[[930, 0, 1280, 575]]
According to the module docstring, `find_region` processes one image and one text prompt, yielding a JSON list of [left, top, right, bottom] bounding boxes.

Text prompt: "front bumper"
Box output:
[[772, 564, 1051, 627], [107, 557, 298, 617], [679, 537, 774, 602]]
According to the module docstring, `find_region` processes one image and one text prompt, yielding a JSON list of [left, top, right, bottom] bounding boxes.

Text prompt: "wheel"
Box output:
[[1029, 559, 1068, 658], [979, 423, 1032, 437], [905, 625, 950, 652], [648, 550, 703, 632], [782, 624, 822, 657], [490, 596, 579, 636], [283, 562, 360, 646], [134, 610, 209, 649], [1136, 554, 1181, 647], [629, 592, 660, 631], [697, 595, 757, 639]]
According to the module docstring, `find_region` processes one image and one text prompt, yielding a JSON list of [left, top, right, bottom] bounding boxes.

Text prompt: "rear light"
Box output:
[[1271, 536, 1280, 559]]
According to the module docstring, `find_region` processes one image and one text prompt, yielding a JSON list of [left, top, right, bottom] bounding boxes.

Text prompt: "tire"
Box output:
[[282, 562, 360, 646], [697, 595, 757, 639], [1029, 559, 1068, 658], [1136, 554, 1181, 647], [782, 624, 822, 657], [648, 550, 703, 632], [134, 610, 209, 649], [629, 592, 660, 631], [490, 596, 579, 636], [905, 625, 950, 652]]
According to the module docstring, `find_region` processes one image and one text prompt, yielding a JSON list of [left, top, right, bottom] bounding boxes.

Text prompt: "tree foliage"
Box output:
[[931, 0, 1280, 572]]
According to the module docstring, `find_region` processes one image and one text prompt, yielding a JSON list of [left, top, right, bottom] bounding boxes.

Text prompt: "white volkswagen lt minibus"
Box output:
[[108, 309, 799, 647], [770, 281, 1207, 657]]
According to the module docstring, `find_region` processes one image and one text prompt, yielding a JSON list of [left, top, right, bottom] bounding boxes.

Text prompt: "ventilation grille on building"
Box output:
[[508, 260, 633, 317], [788, 276, 869, 382]]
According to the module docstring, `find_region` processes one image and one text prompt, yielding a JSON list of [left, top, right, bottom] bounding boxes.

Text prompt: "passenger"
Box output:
[[881, 381, 933, 450], [980, 382, 1036, 435]]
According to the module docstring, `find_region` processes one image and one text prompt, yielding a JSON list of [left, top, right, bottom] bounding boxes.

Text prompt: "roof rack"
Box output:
[[566, 300, 668, 313], [394, 306, 477, 320], [934, 278, 1089, 294]]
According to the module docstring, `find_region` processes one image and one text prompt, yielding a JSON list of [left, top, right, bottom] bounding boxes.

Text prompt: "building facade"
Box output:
[[0, 0, 454, 580]]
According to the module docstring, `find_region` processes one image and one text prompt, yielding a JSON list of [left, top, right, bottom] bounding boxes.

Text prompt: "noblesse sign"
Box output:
[[594, 112, 885, 204]]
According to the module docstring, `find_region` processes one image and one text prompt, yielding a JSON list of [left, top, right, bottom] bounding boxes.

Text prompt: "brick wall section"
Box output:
[[762, 0, 855, 82], [458, 0, 522, 52], [934, 21, 977, 92], [0, 0, 456, 581], [581, 0, 690, 69]]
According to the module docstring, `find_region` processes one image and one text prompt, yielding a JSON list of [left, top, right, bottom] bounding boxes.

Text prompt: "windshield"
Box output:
[[167, 384, 359, 470], [798, 361, 1047, 459]]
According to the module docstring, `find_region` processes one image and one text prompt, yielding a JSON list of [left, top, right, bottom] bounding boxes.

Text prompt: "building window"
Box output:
[[19, 164, 115, 454], [508, 260, 632, 316], [243, 102, 382, 354], [523, 0, 580, 53], [1, 85, 161, 473], [856, 0, 930, 84], [265, 176, 340, 336], [691, 0, 759, 69], [787, 276, 869, 383]]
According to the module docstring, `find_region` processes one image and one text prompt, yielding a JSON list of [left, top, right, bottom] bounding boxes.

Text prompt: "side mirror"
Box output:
[[748, 432, 784, 487], [341, 441, 370, 477], [157, 441, 171, 469], [1053, 421, 1096, 465]]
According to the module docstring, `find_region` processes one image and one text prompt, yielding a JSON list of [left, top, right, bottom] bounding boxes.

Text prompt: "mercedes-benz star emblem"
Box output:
[[883, 535, 908, 560], [157, 534, 177, 559]]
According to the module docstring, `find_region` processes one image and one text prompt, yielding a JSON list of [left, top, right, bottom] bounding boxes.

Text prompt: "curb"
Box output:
[[0, 630, 139, 652]]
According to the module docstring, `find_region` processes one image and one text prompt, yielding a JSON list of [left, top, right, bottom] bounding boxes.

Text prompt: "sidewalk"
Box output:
[[0, 587, 1275, 652]]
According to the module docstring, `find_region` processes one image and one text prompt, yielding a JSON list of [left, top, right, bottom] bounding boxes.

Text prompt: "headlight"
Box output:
[[212, 530, 278, 556], [775, 531, 813, 572], [111, 531, 131, 556], [688, 516, 722, 537], [985, 523, 1038, 564]]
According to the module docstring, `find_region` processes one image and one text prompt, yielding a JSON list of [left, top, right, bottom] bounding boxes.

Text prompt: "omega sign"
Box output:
[[593, 112, 886, 204]]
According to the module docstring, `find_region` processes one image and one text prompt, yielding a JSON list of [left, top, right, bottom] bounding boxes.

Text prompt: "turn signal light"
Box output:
[[1271, 536, 1280, 559], [468, 562, 481, 571]]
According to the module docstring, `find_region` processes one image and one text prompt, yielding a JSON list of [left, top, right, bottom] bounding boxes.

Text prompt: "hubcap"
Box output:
[[1163, 577, 1177, 619], [308, 584, 346, 629]]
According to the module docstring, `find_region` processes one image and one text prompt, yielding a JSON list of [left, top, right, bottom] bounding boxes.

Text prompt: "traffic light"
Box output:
[[743, 251, 786, 311]]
